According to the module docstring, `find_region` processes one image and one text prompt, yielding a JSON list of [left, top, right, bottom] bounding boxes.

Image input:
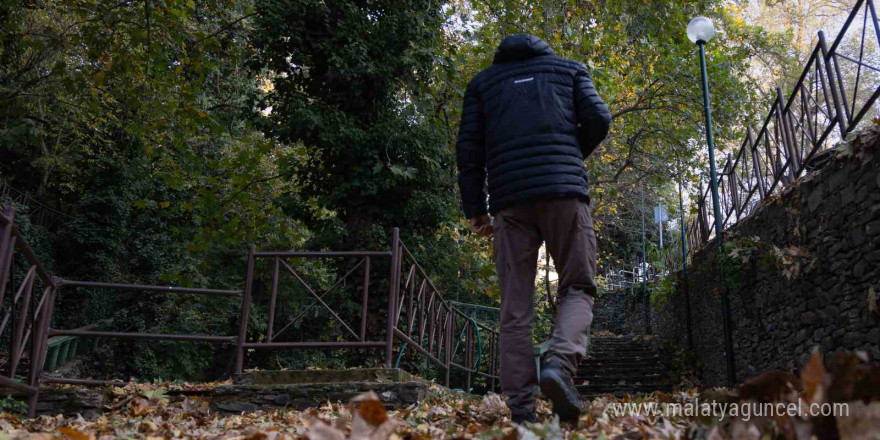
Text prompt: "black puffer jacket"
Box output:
[[456, 34, 612, 218]]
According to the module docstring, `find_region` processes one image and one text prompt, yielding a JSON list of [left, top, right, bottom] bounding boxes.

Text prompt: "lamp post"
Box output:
[[688, 16, 736, 386]]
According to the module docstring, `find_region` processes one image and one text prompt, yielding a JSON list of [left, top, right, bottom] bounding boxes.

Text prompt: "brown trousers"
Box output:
[[493, 198, 596, 415]]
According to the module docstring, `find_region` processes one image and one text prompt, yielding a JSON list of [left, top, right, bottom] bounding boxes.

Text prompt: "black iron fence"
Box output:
[[688, 0, 880, 251]]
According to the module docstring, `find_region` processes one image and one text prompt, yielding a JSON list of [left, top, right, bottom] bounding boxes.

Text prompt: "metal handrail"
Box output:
[[2, 218, 501, 417], [687, 0, 880, 253], [230, 227, 499, 392], [0, 205, 57, 417]]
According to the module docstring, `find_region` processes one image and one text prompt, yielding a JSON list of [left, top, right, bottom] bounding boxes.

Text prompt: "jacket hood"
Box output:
[[493, 34, 554, 63]]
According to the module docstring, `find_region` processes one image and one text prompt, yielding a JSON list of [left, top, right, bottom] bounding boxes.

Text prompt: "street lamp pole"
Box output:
[[689, 16, 736, 386], [697, 43, 724, 245]]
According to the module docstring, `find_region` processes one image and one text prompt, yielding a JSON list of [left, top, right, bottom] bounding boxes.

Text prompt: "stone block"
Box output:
[[851, 227, 867, 247], [869, 328, 880, 346], [843, 331, 863, 348], [840, 183, 856, 206], [807, 184, 824, 211], [856, 185, 869, 203], [853, 261, 867, 278], [829, 169, 848, 190]]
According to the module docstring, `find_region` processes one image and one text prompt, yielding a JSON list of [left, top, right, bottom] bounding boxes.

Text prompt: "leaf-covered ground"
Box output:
[[0, 385, 706, 440], [2, 350, 878, 440]]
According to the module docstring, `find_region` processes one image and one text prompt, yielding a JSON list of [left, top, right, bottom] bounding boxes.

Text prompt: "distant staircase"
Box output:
[[575, 334, 673, 397]]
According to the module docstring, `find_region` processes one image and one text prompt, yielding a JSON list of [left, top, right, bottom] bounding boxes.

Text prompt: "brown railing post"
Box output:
[[0, 206, 16, 303], [465, 322, 472, 392], [385, 228, 400, 368], [406, 270, 415, 336], [235, 244, 256, 375], [360, 256, 370, 341], [267, 257, 279, 342], [9, 267, 36, 377], [27, 282, 57, 417], [444, 309, 451, 387]]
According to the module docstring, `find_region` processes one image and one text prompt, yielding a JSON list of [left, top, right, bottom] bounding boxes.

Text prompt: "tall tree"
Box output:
[[438, 0, 787, 274], [253, 0, 457, 250]]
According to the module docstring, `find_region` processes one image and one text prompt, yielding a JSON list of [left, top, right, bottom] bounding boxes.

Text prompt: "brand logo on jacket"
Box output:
[[514, 77, 534, 84]]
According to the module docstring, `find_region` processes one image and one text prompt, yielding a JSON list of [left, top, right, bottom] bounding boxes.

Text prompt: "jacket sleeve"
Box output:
[[574, 64, 612, 158], [455, 80, 488, 219]]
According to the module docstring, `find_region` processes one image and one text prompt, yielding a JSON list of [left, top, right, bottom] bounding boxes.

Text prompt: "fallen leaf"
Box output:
[[56, 427, 92, 440], [802, 348, 826, 404]]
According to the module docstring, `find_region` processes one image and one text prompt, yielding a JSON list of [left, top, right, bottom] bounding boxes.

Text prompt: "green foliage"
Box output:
[[0, 394, 28, 415], [445, 0, 786, 271], [718, 235, 778, 289], [649, 275, 677, 309], [253, 0, 455, 246], [0, 0, 799, 382], [1, 0, 311, 380], [658, 340, 699, 388]]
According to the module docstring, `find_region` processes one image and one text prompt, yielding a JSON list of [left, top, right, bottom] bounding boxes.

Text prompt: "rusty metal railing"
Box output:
[[38, 279, 242, 390], [688, 0, 880, 252], [234, 244, 392, 368], [0, 205, 58, 416], [235, 228, 500, 391], [1, 205, 499, 416]]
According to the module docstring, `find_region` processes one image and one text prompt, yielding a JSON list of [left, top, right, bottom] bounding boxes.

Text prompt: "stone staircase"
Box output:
[[575, 334, 673, 397]]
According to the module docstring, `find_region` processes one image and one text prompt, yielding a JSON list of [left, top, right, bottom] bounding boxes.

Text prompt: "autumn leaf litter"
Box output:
[[2, 349, 880, 440]]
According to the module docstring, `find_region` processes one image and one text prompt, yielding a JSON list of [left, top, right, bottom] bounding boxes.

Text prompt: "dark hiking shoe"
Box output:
[[539, 363, 582, 422], [511, 411, 537, 424]]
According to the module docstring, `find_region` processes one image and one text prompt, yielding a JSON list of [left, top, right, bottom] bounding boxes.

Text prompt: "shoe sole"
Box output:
[[539, 369, 581, 422]]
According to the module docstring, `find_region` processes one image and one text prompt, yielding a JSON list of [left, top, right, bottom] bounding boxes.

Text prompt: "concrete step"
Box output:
[[590, 340, 655, 346], [574, 370, 669, 381], [580, 355, 663, 368], [590, 345, 656, 351], [577, 380, 670, 389], [588, 347, 659, 353], [578, 384, 673, 397], [574, 372, 668, 383], [575, 368, 666, 378], [585, 352, 661, 360], [576, 336, 673, 398]]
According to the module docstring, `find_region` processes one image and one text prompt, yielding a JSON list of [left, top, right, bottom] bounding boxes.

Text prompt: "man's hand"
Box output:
[[469, 214, 493, 237]]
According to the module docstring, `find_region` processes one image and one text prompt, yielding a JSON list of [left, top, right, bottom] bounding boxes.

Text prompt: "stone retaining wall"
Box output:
[[608, 126, 880, 386]]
